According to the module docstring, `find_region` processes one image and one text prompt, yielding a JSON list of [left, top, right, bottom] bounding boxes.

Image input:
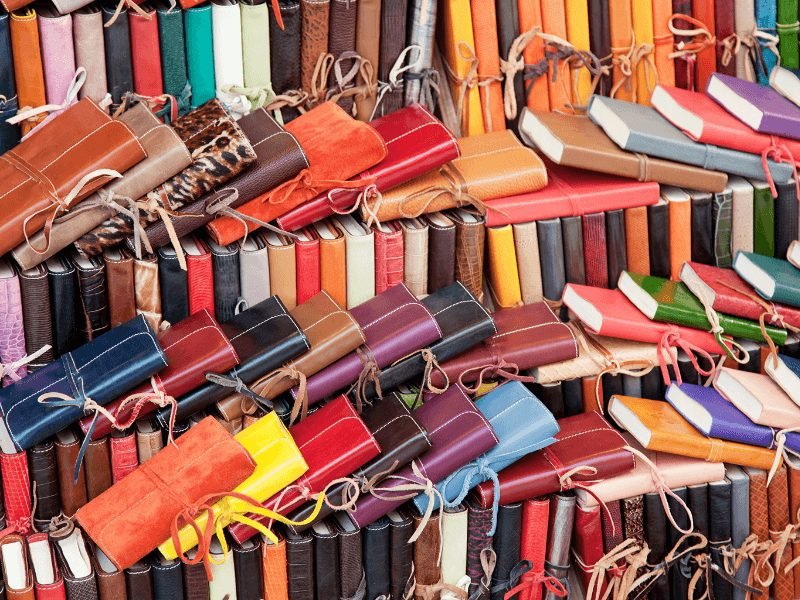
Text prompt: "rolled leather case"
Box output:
[[290, 283, 441, 407], [542, 495, 576, 600], [141, 108, 309, 249], [375, 0, 408, 116], [286, 529, 314, 600], [81, 309, 239, 439], [277, 104, 460, 231], [288, 393, 431, 528], [75, 417, 256, 571], [269, 0, 302, 97], [233, 538, 262, 600], [365, 281, 496, 400], [0, 315, 166, 453], [364, 517, 391, 599], [430, 301, 578, 389], [349, 384, 498, 528], [155, 296, 308, 427], [466, 501, 494, 592], [151, 555, 183, 600]]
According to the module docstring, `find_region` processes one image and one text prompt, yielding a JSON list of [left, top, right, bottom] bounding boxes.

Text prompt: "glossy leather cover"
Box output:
[[207, 101, 387, 246], [349, 384, 497, 527], [158, 296, 308, 426], [85, 437, 112, 501], [83, 310, 239, 439], [294, 229, 319, 305], [238, 235, 271, 312], [185, 237, 215, 318], [129, 6, 163, 98], [474, 411, 632, 507], [134, 255, 161, 331], [57, 432, 93, 512], [292, 283, 441, 406], [285, 530, 313, 600], [144, 108, 309, 248], [209, 241, 240, 324], [76, 417, 255, 571], [426, 213, 456, 293], [491, 502, 524, 599], [430, 302, 577, 389], [0, 315, 166, 451], [228, 396, 380, 544], [103, 249, 136, 329], [714, 367, 800, 428], [365, 130, 545, 223], [157, 247, 188, 326], [9, 9, 46, 136], [110, 431, 138, 483], [124, 561, 153, 600], [277, 104, 460, 231], [518, 497, 550, 600], [151, 555, 183, 600], [231, 539, 261, 600], [70, 253, 109, 342], [270, 0, 301, 98], [371, 221, 404, 295], [289, 394, 431, 527]]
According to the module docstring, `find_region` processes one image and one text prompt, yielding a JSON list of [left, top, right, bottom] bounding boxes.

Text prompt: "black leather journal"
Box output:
[[363, 516, 391, 599], [47, 255, 81, 358], [157, 246, 189, 326], [209, 240, 241, 324], [536, 218, 567, 301], [562, 216, 587, 285], [776, 180, 799, 260], [647, 199, 671, 278], [709, 479, 733, 600], [605, 209, 627, 289], [101, 0, 135, 106], [491, 502, 525, 600], [691, 191, 714, 265], [233, 538, 262, 600]]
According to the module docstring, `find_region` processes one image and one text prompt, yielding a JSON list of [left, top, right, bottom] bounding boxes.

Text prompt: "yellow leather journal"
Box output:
[[487, 224, 523, 308]]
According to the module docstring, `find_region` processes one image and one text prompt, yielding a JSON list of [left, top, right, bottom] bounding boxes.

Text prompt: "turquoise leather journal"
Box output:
[[184, 5, 215, 108], [733, 251, 800, 307]]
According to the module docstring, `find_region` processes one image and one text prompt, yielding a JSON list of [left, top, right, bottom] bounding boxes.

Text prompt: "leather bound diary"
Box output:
[[364, 517, 391, 599], [227, 395, 380, 544], [417, 381, 558, 513], [520, 110, 728, 193], [491, 502, 525, 600], [265, 231, 297, 310], [487, 224, 523, 307], [713, 367, 800, 428], [429, 302, 577, 389], [537, 217, 568, 300], [157, 247, 188, 326], [362, 130, 545, 224], [0, 263, 27, 386], [609, 0, 634, 101], [0, 316, 166, 454], [373, 221, 404, 295], [513, 221, 544, 304], [81, 310, 239, 440], [156, 296, 308, 427], [335, 215, 375, 309], [605, 209, 627, 289], [290, 284, 441, 407], [294, 229, 320, 306], [451, 209, 486, 301], [348, 384, 497, 528], [184, 5, 215, 104], [238, 234, 270, 310], [10, 9, 47, 137], [485, 162, 660, 228], [401, 218, 428, 297], [315, 220, 347, 310], [18, 265, 54, 371], [734, 252, 800, 306], [277, 104, 460, 232], [128, 5, 163, 98], [474, 410, 632, 508], [470, 0, 504, 132], [775, 180, 798, 259], [608, 395, 778, 469], [209, 240, 240, 324], [76, 417, 256, 571]]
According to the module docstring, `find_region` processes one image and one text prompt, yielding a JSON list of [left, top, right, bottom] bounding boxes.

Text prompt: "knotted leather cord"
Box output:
[[349, 346, 383, 413], [204, 187, 299, 246], [307, 52, 335, 107], [112, 380, 178, 446], [415, 579, 469, 600], [405, 66, 442, 114], [687, 548, 762, 599], [682, 278, 751, 362], [0, 482, 38, 538], [502, 562, 566, 600], [204, 371, 277, 416], [487, 560, 539, 599], [630, 41, 659, 103], [170, 490, 325, 580], [656, 330, 716, 386], [761, 138, 800, 199], [610, 34, 636, 99], [628, 533, 709, 600], [718, 33, 742, 68], [456, 357, 535, 394], [389, 348, 450, 410], [556, 465, 618, 537], [0, 344, 51, 384], [767, 426, 800, 486], [467, 548, 495, 600], [247, 366, 307, 423], [370, 45, 424, 121], [499, 27, 540, 120], [566, 50, 611, 110], [328, 183, 383, 229], [319, 460, 400, 512], [442, 41, 480, 132], [260, 168, 375, 210], [668, 14, 716, 92], [8, 68, 86, 127], [326, 51, 368, 115], [104, 0, 150, 27], [223, 83, 276, 112], [586, 538, 645, 600]]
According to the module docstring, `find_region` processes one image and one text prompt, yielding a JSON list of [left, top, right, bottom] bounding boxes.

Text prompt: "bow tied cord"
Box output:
[[104, 0, 151, 27], [500, 27, 540, 120], [118, 90, 180, 124], [767, 426, 800, 486], [370, 45, 424, 121], [204, 187, 299, 247], [246, 365, 307, 424], [556, 465, 619, 539], [112, 381, 178, 446], [389, 348, 450, 410], [585, 538, 647, 600], [719, 33, 742, 67], [8, 68, 86, 128], [668, 13, 716, 91], [762, 140, 800, 200], [628, 533, 709, 600], [265, 89, 310, 120], [328, 183, 383, 229], [655, 331, 716, 386], [260, 168, 376, 212], [397, 162, 492, 221], [502, 564, 568, 600], [688, 547, 762, 600], [688, 282, 750, 363], [325, 52, 377, 116], [204, 371, 276, 416], [320, 460, 401, 512], [565, 50, 611, 110], [262, 481, 326, 534], [487, 560, 535, 598], [0, 345, 51, 384], [348, 347, 383, 415], [457, 356, 535, 395], [0, 482, 38, 539], [170, 489, 324, 580], [309, 52, 336, 107], [467, 548, 495, 600], [441, 41, 480, 133]]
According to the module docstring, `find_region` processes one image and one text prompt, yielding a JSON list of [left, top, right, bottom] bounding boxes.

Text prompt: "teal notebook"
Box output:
[[733, 251, 800, 307], [184, 5, 216, 108], [618, 271, 787, 345]]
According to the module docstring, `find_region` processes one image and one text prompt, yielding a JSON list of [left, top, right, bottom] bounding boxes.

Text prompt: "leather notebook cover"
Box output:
[[485, 161, 660, 227], [605, 209, 627, 288], [157, 296, 308, 426], [608, 395, 777, 470], [208, 240, 240, 323], [76, 417, 255, 571], [625, 206, 651, 277], [520, 110, 728, 192], [270, 0, 301, 98], [452, 209, 486, 302], [67, 11, 104, 105], [512, 221, 543, 304], [401, 217, 428, 297], [487, 224, 523, 308], [157, 247, 188, 326], [713, 367, 800, 428], [691, 189, 714, 265], [769, 465, 795, 598], [364, 130, 546, 224], [227, 396, 380, 544], [206, 101, 387, 246], [9, 9, 46, 136], [609, 0, 633, 101], [373, 221, 404, 295], [541, 0, 572, 110], [562, 215, 586, 286], [517, 0, 547, 111], [0, 316, 166, 452], [376, 0, 408, 116], [18, 265, 54, 371], [388, 511, 414, 599], [238, 234, 271, 310], [300, 0, 329, 92], [335, 215, 375, 309], [537, 217, 567, 301], [315, 220, 347, 310], [183, 236, 216, 318], [82, 309, 239, 439], [37, 7, 76, 105], [470, 0, 504, 132], [733, 251, 800, 306], [294, 229, 320, 306], [277, 104, 460, 231], [264, 231, 297, 310], [349, 384, 497, 528], [474, 410, 632, 507], [581, 212, 608, 289], [491, 502, 525, 598], [776, 180, 799, 259], [291, 283, 441, 406], [184, 5, 215, 105], [129, 5, 163, 98], [364, 517, 391, 598], [429, 301, 577, 389], [647, 198, 671, 278], [712, 188, 734, 267]]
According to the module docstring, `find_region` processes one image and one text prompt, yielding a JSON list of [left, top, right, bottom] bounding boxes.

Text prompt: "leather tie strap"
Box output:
[[442, 42, 480, 132], [405, 67, 441, 113], [499, 27, 540, 120], [351, 346, 382, 413], [719, 33, 742, 67], [370, 45, 424, 121], [8, 68, 86, 129], [321, 460, 401, 512], [0, 483, 38, 538], [489, 560, 534, 597], [103, 0, 151, 27], [457, 358, 535, 394], [389, 348, 449, 409], [0, 344, 51, 384], [628, 533, 709, 600], [205, 187, 299, 246], [246, 366, 306, 422], [205, 372, 276, 416], [767, 426, 800, 486], [656, 330, 716, 386], [113, 382, 178, 446], [263, 168, 375, 208], [761, 140, 800, 200]]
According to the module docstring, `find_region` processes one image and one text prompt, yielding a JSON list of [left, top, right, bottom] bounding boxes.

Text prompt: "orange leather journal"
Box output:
[[540, 0, 572, 111], [470, 0, 505, 132], [518, 0, 548, 111], [651, 0, 676, 87], [608, 0, 634, 101]]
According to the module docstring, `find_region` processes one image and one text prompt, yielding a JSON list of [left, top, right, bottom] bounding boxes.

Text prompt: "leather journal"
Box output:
[[734, 251, 800, 307], [276, 104, 461, 231], [156, 296, 308, 426], [349, 384, 497, 528], [361, 130, 546, 224], [288, 393, 432, 528], [0, 98, 146, 258], [75, 417, 256, 571], [519, 110, 728, 193], [713, 367, 800, 428], [217, 290, 364, 422], [418, 381, 559, 515], [0, 315, 166, 453], [142, 107, 310, 249], [429, 301, 578, 389], [81, 309, 239, 439], [373, 220, 404, 295], [9, 8, 46, 137], [290, 283, 441, 408], [0, 263, 27, 385], [227, 395, 380, 544], [473, 410, 633, 507], [206, 101, 388, 246], [37, 6, 76, 105], [608, 395, 778, 470]]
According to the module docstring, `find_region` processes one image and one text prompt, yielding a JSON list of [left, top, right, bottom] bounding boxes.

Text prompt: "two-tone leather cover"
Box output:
[[70, 251, 110, 342]]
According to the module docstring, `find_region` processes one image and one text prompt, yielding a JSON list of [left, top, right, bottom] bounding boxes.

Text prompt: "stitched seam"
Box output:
[[381, 121, 443, 146]]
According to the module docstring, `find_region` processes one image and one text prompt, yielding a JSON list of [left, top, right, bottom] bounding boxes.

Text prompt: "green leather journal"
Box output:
[[752, 180, 775, 257], [156, 1, 190, 117], [778, 0, 800, 69], [184, 5, 216, 108], [734, 251, 800, 308], [241, 1, 272, 90], [618, 271, 787, 345]]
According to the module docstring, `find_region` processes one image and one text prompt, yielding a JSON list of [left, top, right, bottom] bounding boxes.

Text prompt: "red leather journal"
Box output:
[[185, 237, 215, 318], [128, 7, 164, 98], [295, 228, 321, 305], [519, 498, 550, 600], [80, 310, 240, 439], [485, 163, 660, 227], [713, 0, 736, 76], [276, 104, 460, 231], [573, 503, 606, 594], [373, 221, 404, 294], [228, 395, 380, 544], [474, 411, 634, 507], [582, 213, 609, 288], [1, 451, 32, 531]]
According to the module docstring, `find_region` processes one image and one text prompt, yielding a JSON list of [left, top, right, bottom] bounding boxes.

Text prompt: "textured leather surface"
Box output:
[[124, 562, 153, 600], [647, 200, 671, 278], [52, 530, 98, 600], [103, 249, 136, 329], [581, 212, 608, 288], [233, 539, 262, 600], [0, 451, 29, 532], [184, 6, 215, 105], [404, 0, 436, 107], [573, 502, 604, 595], [18, 265, 54, 370], [312, 523, 340, 599], [402, 219, 429, 297], [72, 253, 110, 342], [271, 0, 302, 96], [376, 0, 409, 116], [185, 237, 215, 318], [262, 539, 289, 600], [209, 241, 240, 324], [491, 502, 523, 600], [466, 501, 493, 592], [388, 511, 413, 599], [336, 517, 362, 599], [151, 556, 183, 600], [327, 0, 357, 111], [135, 421, 163, 464], [769, 466, 794, 600], [301, 0, 330, 92], [561, 216, 586, 285], [450, 210, 485, 302], [85, 437, 112, 500], [266, 233, 297, 310], [93, 544, 126, 600], [9, 9, 46, 136], [239, 235, 272, 309], [413, 513, 440, 593], [426, 213, 457, 293], [286, 529, 314, 600], [708, 480, 733, 599], [775, 180, 799, 260], [37, 7, 76, 106], [109, 432, 138, 484], [72, 7, 107, 104], [354, 0, 380, 120], [605, 209, 627, 288], [157, 247, 189, 326], [668, 188, 694, 277], [101, 2, 134, 107], [155, 1, 188, 101], [373, 222, 404, 295], [29, 442, 59, 525], [134, 256, 162, 331], [182, 561, 210, 600]]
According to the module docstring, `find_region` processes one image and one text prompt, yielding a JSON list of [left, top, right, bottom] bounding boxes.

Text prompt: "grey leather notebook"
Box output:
[[561, 216, 586, 285], [536, 218, 567, 301], [725, 465, 751, 600], [588, 95, 794, 182]]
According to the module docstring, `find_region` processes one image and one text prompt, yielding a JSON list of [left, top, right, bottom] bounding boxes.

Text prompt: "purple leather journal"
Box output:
[[348, 384, 499, 528], [0, 262, 27, 386], [665, 382, 800, 452], [291, 284, 442, 405]]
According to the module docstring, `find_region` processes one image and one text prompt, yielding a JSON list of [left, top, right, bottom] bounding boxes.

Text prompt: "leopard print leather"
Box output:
[[75, 100, 257, 256]]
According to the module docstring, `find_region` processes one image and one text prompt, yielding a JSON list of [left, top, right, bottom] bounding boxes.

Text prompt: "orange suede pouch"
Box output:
[[9, 9, 47, 135], [75, 417, 256, 571], [207, 102, 388, 246]]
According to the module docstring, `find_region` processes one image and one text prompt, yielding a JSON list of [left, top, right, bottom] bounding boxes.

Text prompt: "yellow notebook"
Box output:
[[631, 0, 657, 105], [565, 0, 593, 106], [440, 0, 485, 136], [158, 412, 308, 558], [487, 224, 523, 308]]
